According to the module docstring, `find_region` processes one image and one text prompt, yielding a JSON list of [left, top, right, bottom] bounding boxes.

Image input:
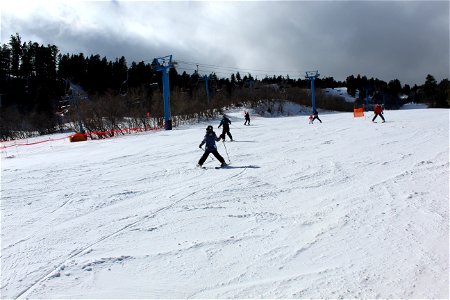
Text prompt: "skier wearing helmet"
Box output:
[[198, 125, 227, 168]]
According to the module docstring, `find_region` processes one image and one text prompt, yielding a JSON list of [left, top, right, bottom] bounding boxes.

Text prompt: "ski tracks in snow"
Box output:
[[12, 162, 249, 299], [2, 108, 448, 298]]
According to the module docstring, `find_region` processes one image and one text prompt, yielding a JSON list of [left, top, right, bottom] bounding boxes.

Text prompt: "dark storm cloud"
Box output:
[[1, 1, 448, 86]]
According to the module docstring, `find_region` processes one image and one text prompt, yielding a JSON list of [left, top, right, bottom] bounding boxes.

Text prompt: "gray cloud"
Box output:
[[1, 1, 448, 86]]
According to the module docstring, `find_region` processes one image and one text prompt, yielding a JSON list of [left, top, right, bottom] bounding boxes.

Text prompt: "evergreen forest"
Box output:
[[1, 34, 448, 140]]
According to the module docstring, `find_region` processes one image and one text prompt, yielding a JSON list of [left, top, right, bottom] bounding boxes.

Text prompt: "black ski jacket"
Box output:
[[200, 132, 221, 150]]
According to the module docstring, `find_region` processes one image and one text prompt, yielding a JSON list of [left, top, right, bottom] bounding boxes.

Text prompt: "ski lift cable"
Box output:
[[138, 58, 305, 79], [176, 59, 302, 75], [134, 57, 301, 76], [177, 68, 267, 80], [129, 57, 300, 75], [176, 64, 301, 80], [176, 65, 291, 80]]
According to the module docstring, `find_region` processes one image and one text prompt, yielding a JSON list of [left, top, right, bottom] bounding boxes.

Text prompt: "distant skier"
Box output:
[[310, 109, 322, 123], [372, 104, 385, 123], [218, 114, 233, 141], [198, 125, 227, 168], [244, 111, 251, 126]]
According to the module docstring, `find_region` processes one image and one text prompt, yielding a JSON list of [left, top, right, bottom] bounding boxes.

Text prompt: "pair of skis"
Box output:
[[198, 163, 230, 170]]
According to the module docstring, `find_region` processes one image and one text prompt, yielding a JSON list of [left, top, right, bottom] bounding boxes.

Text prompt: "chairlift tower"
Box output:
[[119, 70, 129, 96], [365, 89, 369, 112], [74, 93, 85, 134], [196, 64, 211, 105], [66, 80, 85, 134], [200, 75, 210, 104], [152, 55, 175, 130], [305, 70, 320, 113]]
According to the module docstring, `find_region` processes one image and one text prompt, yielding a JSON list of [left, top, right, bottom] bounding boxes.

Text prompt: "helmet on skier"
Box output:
[[206, 125, 213, 132]]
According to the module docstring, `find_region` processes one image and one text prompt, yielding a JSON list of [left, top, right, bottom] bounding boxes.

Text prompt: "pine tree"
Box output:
[[424, 74, 438, 106]]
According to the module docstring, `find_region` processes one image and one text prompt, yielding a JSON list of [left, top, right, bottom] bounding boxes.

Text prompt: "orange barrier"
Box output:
[[69, 133, 88, 142], [353, 108, 364, 118]]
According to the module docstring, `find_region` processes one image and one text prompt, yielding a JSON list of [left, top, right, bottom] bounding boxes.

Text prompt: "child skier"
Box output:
[[310, 109, 322, 123], [372, 104, 385, 123], [244, 111, 251, 126], [198, 125, 227, 168], [218, 114, 233, 141]]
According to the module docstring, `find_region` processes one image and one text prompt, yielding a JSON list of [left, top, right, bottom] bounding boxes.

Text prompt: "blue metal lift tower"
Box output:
[[152, 55, 175, 130], [200, 75, 211, 104], [305, 70, 320, 113]]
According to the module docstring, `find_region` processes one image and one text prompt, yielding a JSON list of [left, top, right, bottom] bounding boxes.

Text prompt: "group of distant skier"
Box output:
[[197, 111, 252, 168], [198, 104, 385, 168], [309, 103, 385, 123]]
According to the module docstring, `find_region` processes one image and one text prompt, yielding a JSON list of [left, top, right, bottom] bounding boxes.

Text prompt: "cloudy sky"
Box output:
[[1, 0, 449, 86]]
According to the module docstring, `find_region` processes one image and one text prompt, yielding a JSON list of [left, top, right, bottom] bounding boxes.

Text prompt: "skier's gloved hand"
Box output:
[[199, 145, 202, 149]]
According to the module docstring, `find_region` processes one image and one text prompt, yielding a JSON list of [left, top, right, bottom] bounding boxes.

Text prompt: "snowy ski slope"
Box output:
[[1, 106, 448, 298]]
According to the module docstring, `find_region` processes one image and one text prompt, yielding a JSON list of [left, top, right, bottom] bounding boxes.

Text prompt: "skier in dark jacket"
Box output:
[[198, 125, 227, 168], [218, 115, 233, 141], [244, 111, 250, 126], [310, 109, 322, 123], [372, 104, 385, 123]]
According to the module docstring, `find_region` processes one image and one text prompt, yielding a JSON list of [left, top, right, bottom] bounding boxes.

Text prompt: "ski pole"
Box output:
[[222, 140, 231, 163]]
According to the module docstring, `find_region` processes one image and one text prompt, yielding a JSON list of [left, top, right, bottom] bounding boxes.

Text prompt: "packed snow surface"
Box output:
[[1, 107, 448, 298]]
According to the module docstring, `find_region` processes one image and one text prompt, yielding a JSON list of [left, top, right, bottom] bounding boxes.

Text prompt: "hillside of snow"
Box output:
[[1, 107, 448, 298], [324, 87, 358, 102]]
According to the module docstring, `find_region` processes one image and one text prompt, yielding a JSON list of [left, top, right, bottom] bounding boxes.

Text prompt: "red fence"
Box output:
[[1, 126, 162, 150]]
